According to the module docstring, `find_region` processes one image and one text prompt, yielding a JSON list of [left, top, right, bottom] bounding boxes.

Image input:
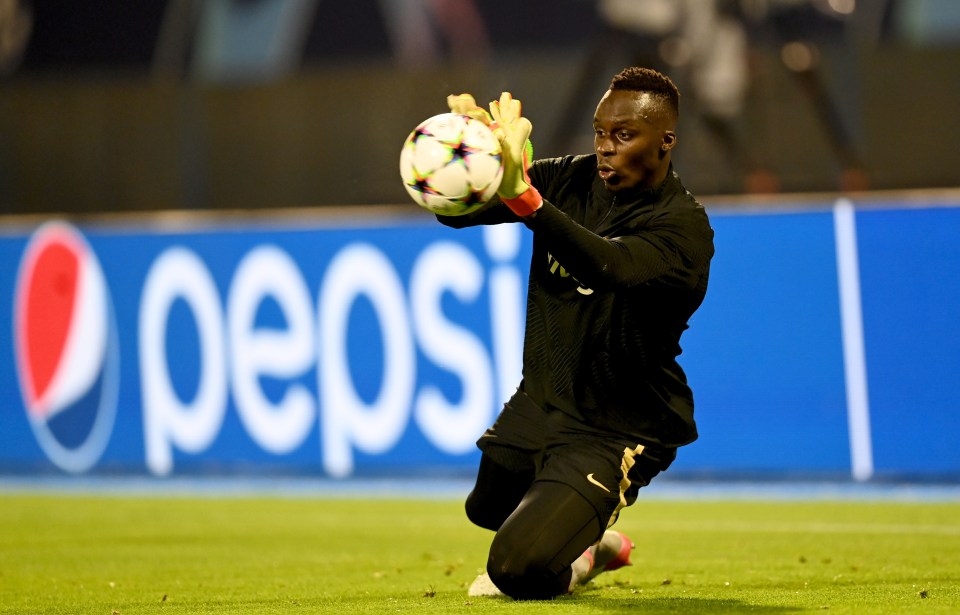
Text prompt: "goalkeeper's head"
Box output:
[[593, 67, 680, 193], [609, 67, 680, 126]]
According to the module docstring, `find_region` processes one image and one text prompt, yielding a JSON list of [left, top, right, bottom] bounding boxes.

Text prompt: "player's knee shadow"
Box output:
[[572, 595, 803, 613]]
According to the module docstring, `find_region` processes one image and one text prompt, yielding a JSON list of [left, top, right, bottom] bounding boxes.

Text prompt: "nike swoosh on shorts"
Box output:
[[586, 473, 611, 493]]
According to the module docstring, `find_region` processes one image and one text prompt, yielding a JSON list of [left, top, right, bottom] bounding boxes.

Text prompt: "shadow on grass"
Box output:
[[573, 596, 802, 613]]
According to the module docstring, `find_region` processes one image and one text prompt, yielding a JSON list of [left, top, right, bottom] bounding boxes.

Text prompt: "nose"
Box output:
[[595, 135, 614, 156]]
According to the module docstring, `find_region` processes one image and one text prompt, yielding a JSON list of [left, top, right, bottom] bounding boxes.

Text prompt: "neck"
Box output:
[[640, 163, 671, 191]]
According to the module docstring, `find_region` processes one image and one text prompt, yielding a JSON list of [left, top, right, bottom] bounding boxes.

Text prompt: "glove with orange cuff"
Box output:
[[447, 92, 541, 218]]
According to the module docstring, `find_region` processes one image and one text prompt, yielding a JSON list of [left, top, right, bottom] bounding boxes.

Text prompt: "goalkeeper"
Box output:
[[438, 67, 714, 600]]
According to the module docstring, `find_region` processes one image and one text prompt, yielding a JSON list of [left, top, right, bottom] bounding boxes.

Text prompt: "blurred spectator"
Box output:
[[190, 0, 320, 82], [549, 0, 777, 193], [153, 0, 490, 80], [551, 0, 882, 193], [0, 0, 31, 76], [742, 0, 873, 191], [379, 0, 490, 68]]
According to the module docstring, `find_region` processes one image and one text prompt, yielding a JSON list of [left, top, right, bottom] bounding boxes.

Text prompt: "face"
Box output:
[[593, 89, 676, 193]]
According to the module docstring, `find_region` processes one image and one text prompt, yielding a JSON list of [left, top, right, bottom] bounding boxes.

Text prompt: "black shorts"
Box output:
[[478, 389, 677, 526]]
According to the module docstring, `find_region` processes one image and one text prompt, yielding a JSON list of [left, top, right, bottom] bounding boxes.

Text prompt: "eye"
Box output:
[[616, 130, 634, 141]]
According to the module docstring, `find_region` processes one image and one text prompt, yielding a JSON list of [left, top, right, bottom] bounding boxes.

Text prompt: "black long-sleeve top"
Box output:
[[437, 154, 714, 448]]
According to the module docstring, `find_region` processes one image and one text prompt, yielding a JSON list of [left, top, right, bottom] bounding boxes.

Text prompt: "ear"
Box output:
[[661, 131, 677, 152]]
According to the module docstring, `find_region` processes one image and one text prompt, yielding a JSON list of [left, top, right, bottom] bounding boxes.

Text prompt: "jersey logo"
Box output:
[[546, 252, 594, 296], [586, 473, 611, 493]]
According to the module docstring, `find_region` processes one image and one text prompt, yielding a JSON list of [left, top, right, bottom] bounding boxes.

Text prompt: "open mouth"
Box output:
[[597, 165, 616, 182]]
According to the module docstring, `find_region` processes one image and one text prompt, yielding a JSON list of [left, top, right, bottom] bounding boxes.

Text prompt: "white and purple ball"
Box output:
[[399, 113, 503, 216]]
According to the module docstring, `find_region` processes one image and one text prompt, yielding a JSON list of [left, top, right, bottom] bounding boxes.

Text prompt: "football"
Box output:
[[399, 113, 503, 216]]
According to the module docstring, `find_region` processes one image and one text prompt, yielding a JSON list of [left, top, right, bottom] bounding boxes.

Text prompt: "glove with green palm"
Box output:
[[447, 92, 540, 217]]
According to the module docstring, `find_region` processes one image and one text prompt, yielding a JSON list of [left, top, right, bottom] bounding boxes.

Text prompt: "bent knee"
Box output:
[[487, 539, 569, 600], [487, 558, 566, 600]]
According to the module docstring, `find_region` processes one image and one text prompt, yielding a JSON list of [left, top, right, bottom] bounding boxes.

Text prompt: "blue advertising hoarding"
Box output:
[[1, 199, 958, 480]]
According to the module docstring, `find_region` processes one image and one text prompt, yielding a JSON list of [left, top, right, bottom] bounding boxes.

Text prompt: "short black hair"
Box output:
[[609, 67, 680, 117]]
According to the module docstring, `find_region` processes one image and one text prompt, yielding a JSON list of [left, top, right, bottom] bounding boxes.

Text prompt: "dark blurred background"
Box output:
[[1, 0, 958, 214]]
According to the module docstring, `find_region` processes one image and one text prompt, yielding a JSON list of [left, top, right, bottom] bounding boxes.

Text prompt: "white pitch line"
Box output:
[[833, 199, 874, 482]]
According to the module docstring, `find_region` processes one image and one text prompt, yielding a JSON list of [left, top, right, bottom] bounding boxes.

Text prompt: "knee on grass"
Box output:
[[486, 550, 571, 600]]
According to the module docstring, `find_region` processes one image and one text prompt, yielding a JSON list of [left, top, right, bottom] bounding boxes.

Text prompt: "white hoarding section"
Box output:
[[140, 247, 228, 476], [319, 243, 415, 478], [411, 241, 493, 454], [834, 199, 874, 481], [228, 245, 316, 454]]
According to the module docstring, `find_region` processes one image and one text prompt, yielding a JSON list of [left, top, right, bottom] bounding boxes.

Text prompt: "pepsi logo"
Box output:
[[13, 221, 119, 473]]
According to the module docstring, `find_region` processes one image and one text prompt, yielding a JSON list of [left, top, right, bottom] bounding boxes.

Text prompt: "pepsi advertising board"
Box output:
[[0, 216, 529, 477], [2, 199, 959, 480]]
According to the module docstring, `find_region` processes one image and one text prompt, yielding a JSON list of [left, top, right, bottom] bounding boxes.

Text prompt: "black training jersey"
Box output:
[[437, 154, 714, 448]]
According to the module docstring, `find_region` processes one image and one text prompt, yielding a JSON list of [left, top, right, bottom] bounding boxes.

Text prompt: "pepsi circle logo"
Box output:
[[13, 221, 119, 473]]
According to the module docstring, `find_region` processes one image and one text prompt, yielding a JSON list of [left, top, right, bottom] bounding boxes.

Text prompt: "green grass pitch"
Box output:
[[1, 491, 958, 614]]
